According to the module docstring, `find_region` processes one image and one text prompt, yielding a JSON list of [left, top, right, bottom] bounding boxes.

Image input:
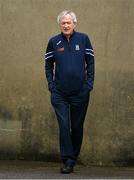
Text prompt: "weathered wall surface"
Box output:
[[0, 0, 134, 166]]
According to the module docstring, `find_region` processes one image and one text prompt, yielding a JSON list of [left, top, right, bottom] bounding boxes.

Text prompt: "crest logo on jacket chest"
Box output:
[[75, 44, 80, 51]]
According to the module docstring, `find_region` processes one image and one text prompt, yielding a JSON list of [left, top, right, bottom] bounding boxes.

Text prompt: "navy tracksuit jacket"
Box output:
[[45, 31, 95, 167]]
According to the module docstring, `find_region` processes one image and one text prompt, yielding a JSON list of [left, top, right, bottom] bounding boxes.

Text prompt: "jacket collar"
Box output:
[[61, 31, 76, 41]]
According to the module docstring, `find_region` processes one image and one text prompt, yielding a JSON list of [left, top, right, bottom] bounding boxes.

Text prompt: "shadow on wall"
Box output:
[[0, 106, 13, 121], [113, 136, 134, 166], [0, 105, 60, 162]]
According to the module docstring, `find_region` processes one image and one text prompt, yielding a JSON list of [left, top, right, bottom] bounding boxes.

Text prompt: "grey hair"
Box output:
[[57, 10, 77, 24]]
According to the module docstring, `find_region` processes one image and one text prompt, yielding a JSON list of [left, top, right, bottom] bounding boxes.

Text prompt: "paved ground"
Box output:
[[0, 160, 134, 179]]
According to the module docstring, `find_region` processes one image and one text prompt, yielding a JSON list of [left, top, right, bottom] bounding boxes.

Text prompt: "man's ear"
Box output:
[[73, 22, 77, 28]]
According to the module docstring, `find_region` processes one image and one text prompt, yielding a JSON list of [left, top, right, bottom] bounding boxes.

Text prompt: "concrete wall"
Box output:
[[0, 0, 134, 166]]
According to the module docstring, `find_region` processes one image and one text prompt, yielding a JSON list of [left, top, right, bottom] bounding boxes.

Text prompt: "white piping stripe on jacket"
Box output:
[[85, 48, 94, 52], [56, 41, 61, 45], [85, 52, 94, 57], [45, 54, 54, 60], [45, 51, 54, 56]]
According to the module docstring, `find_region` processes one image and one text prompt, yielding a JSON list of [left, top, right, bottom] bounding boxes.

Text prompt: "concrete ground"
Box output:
[[0, 160, 134, 179]]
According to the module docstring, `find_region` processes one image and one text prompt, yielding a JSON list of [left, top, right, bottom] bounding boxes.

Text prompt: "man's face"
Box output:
[[59, 14, 76, 37]]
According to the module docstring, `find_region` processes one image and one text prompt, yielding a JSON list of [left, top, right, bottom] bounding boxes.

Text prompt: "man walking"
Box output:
[[45, 10, 95, 173]]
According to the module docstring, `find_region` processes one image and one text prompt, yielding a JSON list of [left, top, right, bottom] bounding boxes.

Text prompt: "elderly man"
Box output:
[[45, 10, 95, 173]]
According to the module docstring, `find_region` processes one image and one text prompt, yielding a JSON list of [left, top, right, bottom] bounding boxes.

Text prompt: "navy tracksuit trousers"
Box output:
[[51, 86, 90, 167]]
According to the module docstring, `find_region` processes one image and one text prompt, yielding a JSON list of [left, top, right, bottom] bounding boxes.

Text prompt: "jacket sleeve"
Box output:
[[85, 35, 95, 91], [44, 39, 55, 92]]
